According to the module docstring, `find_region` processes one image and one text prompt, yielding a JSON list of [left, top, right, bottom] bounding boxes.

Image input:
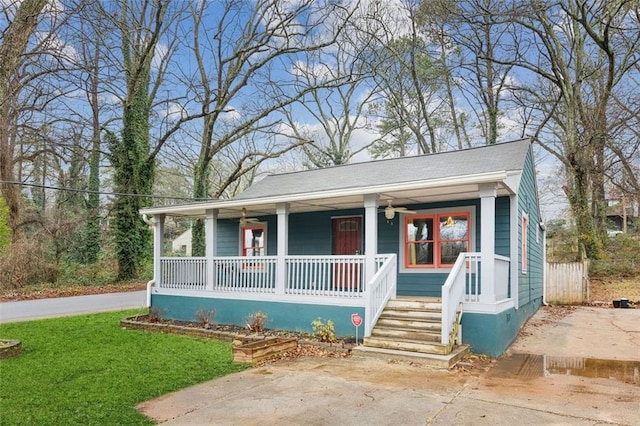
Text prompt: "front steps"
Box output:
[[353, 297, 469, 368]]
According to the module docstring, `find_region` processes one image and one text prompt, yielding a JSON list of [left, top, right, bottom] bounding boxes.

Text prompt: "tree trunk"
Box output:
[[0, 0, 48, 241]]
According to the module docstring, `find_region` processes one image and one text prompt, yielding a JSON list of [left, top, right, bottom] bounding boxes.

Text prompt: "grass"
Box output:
[[0, 310, 249, 425]]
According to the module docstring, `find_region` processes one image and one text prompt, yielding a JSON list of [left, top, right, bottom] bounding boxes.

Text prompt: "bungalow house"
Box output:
[[140, 138, 545, 357]]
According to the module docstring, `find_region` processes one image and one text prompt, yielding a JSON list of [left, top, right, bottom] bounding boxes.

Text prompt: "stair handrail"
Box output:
[[441, 252, 472, 345], [364, 254, 397, 337]]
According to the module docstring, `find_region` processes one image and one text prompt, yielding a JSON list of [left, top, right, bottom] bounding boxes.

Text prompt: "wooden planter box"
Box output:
[[233, 337, 298, 363]]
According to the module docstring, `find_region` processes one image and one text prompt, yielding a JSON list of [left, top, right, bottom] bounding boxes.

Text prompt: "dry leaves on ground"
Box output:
[[0, 283, 147, 302]]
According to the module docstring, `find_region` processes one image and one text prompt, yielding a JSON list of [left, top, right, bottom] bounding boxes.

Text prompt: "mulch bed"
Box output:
[[121, 314, 355, 364]]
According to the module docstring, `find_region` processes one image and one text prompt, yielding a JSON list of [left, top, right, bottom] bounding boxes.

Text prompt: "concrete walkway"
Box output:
[[138, 306, 640, 425], [0, 291, 147, 323]]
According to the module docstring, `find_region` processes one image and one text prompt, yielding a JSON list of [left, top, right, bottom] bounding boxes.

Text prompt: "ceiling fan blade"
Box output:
[[395, 207, 417, 214]]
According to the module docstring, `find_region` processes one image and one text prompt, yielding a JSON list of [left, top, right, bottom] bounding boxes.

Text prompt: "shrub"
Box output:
[[311, 317, 337, 343], [195, 308, 216, 327], [148, 307, 164, 323], [245, 311, 268, 332], [57, 258, 119, 287], [0, 240, 57, 290], [590, 234, 640, 278]]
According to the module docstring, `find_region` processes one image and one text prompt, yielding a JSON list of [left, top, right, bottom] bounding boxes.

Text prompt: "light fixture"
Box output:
[[445, 216, 455, 227], [385, 204, 395, 220]]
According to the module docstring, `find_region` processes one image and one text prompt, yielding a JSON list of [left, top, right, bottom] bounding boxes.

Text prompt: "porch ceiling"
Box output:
[[141, 177, 515, 219]]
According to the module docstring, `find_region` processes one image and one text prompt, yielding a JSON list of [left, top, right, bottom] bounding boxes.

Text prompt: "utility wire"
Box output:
[[0, 180, 212, 201]]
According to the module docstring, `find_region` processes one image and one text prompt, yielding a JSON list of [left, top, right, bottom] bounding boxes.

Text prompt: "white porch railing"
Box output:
[[441, 252, 512, 346], [213, 256, 277, 293], [158, 254, 395, 299], [441, 253, 472, 346], [364, 254, 397, 337], [495, 255, 511, 300], [286, 255, 365, 297], [161, 257, 207, 290]]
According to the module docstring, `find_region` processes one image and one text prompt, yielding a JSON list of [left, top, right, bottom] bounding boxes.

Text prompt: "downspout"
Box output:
[[142, 214, 155, 308]]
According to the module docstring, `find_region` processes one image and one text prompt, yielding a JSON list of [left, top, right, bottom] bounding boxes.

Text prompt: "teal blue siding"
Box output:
[[288, 209, 363, 255], [517, 147, 544, 307], [151, 294, 364, 337], [217, 216, 277, 256], [495, 196, 511, 257], [214, 198, 512, 298], [217, 219, 239, 256], [462, 296, 542, 356]]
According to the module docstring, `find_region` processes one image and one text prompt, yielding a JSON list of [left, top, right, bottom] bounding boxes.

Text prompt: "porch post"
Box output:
[[205, 209, 218, 291], [153, 214, 165, 287], [479, 184, 497, 303], [363, 194, 379, 284], [276, 203, 289, 295]]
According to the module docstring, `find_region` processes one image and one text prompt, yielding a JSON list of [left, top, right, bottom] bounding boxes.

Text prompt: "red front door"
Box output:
[[332, 217, 362, 289]]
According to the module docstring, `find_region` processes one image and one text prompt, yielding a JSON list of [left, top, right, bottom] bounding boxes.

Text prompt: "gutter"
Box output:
[[140, 171, 510, 217]]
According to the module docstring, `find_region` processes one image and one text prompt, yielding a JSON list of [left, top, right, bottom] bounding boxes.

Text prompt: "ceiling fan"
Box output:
[[381, 200, 416, 220], [239, 208, 260, 227]]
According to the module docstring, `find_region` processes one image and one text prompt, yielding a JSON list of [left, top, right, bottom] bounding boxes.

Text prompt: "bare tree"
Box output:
[[285, 3, 380, 167], [184, 0, 355, 255], [366, 0, 448, 156], [506, 0, 640, 258], [0, 0, 49, 240]]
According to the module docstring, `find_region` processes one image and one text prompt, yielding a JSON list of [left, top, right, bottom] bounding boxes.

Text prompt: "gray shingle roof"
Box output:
[[234, 138, 531, 201]]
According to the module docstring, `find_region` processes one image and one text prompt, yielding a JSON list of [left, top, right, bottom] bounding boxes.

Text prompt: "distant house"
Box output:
[[606, 197, 639, 233], [140, 138, 545, 357], [171, 228, 192, 256]]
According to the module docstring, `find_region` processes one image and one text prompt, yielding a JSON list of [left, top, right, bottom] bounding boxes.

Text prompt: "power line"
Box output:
[[0, 180, 211, 201]]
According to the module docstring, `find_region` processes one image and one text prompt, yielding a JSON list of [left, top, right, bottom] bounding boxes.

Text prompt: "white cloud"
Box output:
[[35, 30, 79, 64], [221, 107, 241, 123], [152, 43, 169, 70]]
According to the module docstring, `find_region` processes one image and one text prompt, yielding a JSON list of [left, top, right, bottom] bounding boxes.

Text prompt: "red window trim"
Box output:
[[404, 211, 471, 269], [241, 224, 266, 257]]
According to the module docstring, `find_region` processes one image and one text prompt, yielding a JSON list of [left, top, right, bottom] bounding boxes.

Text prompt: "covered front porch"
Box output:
[[146, 178, 517, 347]]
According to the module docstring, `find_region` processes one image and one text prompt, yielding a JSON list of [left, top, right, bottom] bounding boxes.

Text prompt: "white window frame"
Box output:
[[521, 212, 528, 275]]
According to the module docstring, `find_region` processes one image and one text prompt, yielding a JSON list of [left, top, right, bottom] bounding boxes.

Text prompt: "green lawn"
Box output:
[[0, 310, 249, 425]]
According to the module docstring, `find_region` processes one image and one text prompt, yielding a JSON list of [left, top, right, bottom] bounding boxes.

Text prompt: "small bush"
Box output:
[[57, 258, 118, 287], [311, 317, 337, 343], [591, 234, 640, 278], [245, 311, 268, 332], [0, 240, 57, 290], [148, 307, 164, 323], [195, 308, 216, 327]]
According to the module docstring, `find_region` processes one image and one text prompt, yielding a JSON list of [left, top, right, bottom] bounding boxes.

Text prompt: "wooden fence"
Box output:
[[545, 261, 589, 305]]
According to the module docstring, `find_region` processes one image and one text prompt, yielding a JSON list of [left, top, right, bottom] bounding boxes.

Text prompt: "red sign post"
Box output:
[[351, 313, 363, 344]]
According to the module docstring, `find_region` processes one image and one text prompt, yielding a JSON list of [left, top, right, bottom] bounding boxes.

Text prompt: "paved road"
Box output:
[[0, 291, 147, 323]]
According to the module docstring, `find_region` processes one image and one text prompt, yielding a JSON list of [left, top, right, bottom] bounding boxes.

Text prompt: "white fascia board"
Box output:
[[140, 171, 509, 217], [503, 171, 522, 194]]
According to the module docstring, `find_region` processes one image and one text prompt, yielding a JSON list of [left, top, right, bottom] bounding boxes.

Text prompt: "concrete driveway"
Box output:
[[138, 306, 640, 425]]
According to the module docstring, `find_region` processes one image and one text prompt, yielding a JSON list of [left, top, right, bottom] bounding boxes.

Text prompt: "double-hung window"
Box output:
[[404, 212, 470, 269], [241, 225, 265, 257]]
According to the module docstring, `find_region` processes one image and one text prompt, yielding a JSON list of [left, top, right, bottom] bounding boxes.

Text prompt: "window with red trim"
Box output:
[[241, 225, 265, 257], [404, 212, 470, 268]]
